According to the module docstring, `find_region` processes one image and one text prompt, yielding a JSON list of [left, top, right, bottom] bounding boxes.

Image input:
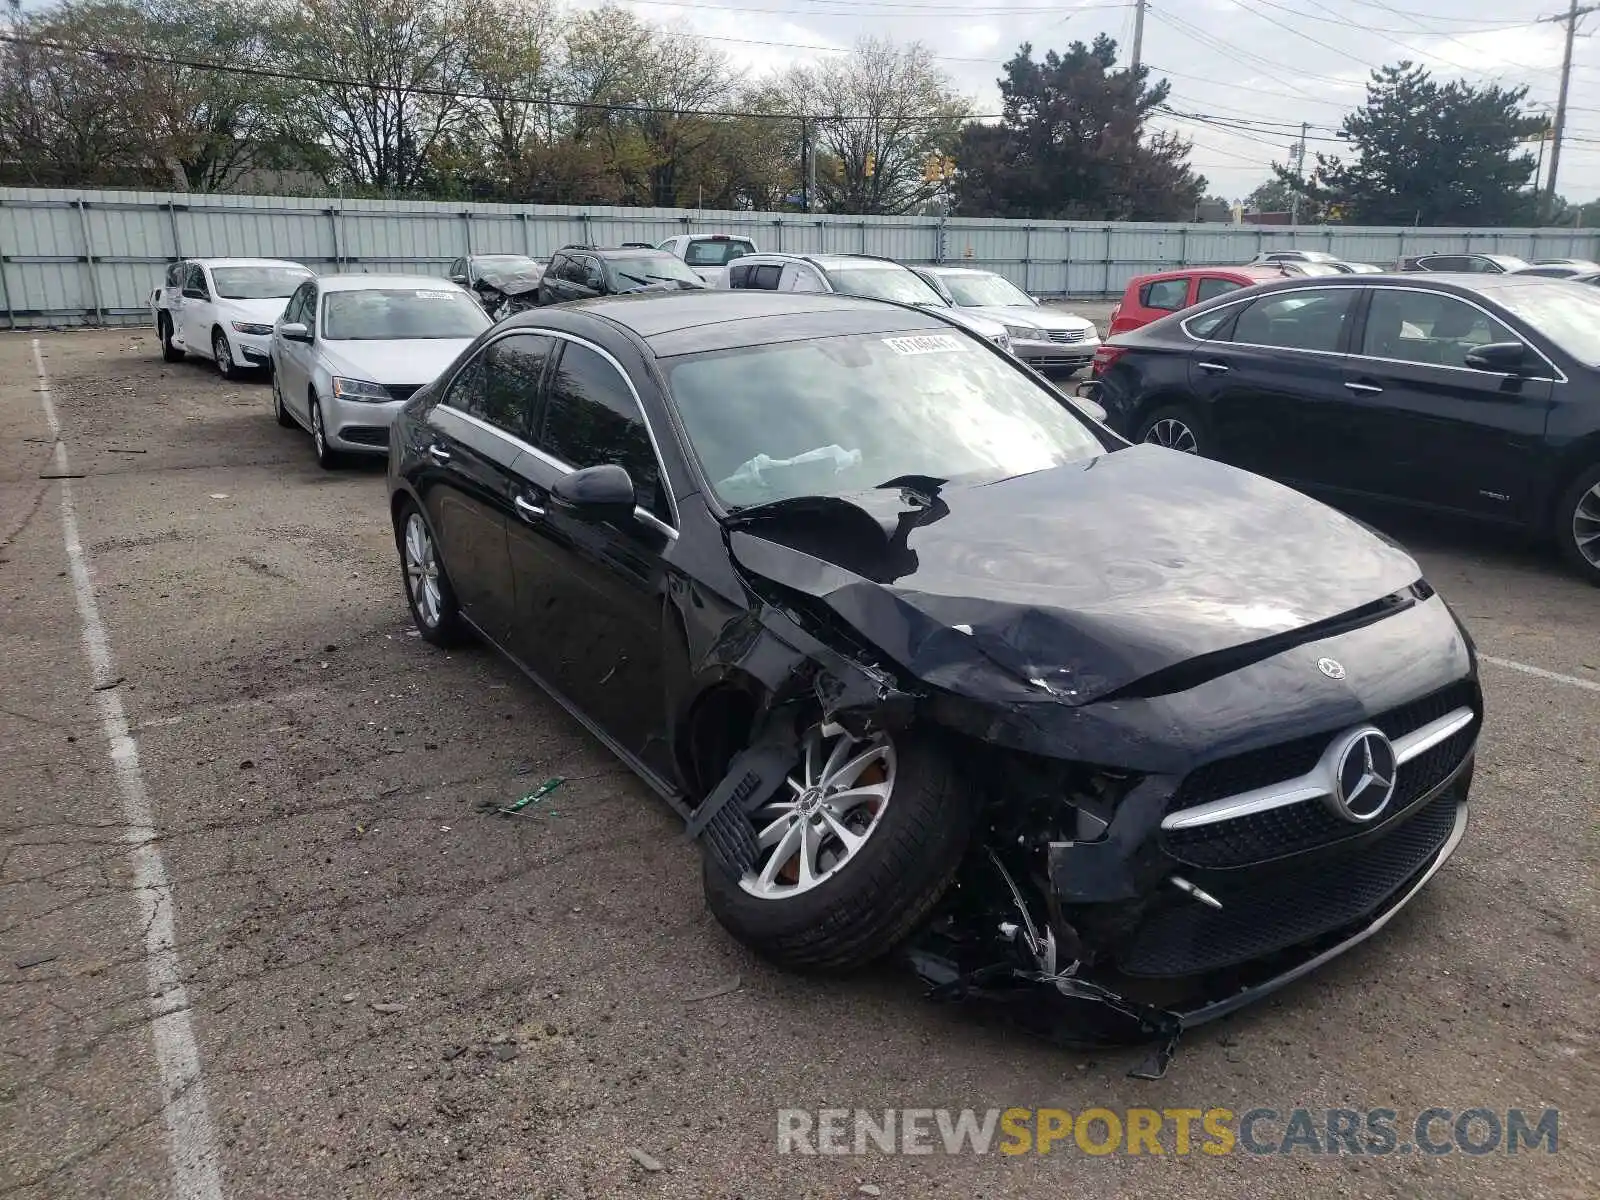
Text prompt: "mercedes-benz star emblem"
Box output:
[[1327, 728, 1398, 823], [1317, 657, 1346, 680]]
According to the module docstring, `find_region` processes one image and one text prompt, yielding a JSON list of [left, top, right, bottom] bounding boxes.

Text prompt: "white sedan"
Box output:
[[157, 258, 313, 379], [269, 274, 491, 468]]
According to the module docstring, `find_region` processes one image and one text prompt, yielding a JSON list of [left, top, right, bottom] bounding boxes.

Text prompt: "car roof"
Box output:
[[526, 290, 949, 357], [316, 273, 466, 292], [187, 258, 310, 269], [1132, 265, 1282, 286]]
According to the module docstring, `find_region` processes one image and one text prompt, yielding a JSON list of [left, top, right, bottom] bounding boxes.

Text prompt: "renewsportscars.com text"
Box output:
[[777, 1107, 1559, 1157]]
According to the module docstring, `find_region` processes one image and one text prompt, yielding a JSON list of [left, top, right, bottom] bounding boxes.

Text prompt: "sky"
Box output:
[[609, 0, 1600, 203]]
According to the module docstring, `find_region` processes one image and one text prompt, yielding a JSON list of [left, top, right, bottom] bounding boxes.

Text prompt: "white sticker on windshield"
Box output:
[[415, 290, 456, 299], [882, 334, 968, 356]]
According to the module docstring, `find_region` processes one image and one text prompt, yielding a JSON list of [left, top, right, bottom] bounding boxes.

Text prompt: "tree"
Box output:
[[954, 36, 1204, 221], [1287, 62, 1545, 227], [777, 38, 968, 215]]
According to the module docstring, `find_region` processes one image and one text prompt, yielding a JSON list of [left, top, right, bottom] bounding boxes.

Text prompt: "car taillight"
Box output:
[[1093, 344, 1128, 373]]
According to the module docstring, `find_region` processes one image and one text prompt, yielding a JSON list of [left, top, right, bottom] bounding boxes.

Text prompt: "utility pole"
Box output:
[[1131, 0, 1147, 70], [1539, 0, 1600, 224], [1290, 122, 1308, 225]]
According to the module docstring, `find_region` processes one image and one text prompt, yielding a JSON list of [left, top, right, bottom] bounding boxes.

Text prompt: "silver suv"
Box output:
[[725, 253, 1014, 354]]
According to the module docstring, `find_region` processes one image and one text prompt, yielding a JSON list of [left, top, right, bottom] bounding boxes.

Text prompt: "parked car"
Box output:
[[1396, 253, 1530, 273], [656, 233, 757, 286], [1246, 249, 1345, 266], [1106, 266, 1295, 338], [151, 258, 313, 379], [726, 253, 1013, 353], [269, 274, 491, 468], [469, 262, 547, 322], [1327, 261, 1386, 274], [447, 253, 543, 294], [537, 245, 708, 305], [1529, 257, 1600, 271], [912, 265, 1099, 372], [386, 289, 1480, 1036], [1087, 273, 1600, 583]]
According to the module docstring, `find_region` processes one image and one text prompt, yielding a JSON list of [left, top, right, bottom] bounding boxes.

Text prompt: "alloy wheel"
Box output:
[[403, 512, 443, 627], [739, 722, 896, 899], [1574, 482, 1600, 568], [1145, 418, 1198, 454], [312, 402, 327, 458], [213, 332, 233, 377]]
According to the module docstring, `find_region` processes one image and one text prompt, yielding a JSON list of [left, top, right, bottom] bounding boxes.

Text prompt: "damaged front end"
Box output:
[[683, 461, 1478, 1075]]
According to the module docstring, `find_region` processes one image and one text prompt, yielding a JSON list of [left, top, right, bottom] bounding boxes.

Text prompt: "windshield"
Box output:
[[607, 255, 704, 288], [1288, 262, 1344, 277], [825, 266, 948, 306], [684, 239, 754, 267], [664, 330, 1105, 509], [211, 266, 311, 299], [321, 288, 491, 341], [941, 272, 1033, 307], [1492, 281, 1600, 366]]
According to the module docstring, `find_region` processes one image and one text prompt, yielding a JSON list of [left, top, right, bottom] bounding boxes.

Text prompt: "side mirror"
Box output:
[[1464, 341, 1530, 373], [277, 321, 311, 343], [550, 464, 636, 524], [450, 274, 468, 286]]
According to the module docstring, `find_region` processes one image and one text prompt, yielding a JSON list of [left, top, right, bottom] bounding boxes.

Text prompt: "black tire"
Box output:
[[1136, 403, 1210, 456], [212, 328, 240, 381], [394, 501, 466, 646], [1554, 461, 1600, 585], [703, 725, 978, 972], [159, 316, 183, 362], [270, 365, 295, 428], [309, 397, 341, 469]]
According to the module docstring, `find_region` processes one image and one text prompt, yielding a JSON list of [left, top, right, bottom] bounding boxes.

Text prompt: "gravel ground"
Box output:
[[1, 328, 1596, 1199]]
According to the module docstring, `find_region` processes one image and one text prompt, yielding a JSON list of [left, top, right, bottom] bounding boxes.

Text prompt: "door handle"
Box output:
[[427, 443, 452, 464], [1344, 381, 1383, 394], [514, 495, 546, 521], [1196, 361, 1229, 374]]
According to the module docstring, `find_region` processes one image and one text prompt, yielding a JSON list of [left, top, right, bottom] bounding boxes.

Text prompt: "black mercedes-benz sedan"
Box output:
[[1084, 272, 1600, 584], [386, 290, 1481, 1042]]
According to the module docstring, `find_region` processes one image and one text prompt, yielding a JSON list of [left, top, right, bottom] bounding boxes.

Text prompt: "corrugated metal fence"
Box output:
[[4, 185, 1600, 328]]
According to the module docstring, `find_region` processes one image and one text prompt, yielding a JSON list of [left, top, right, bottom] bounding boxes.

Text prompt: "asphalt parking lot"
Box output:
[[2, 327, 1597, 1199]]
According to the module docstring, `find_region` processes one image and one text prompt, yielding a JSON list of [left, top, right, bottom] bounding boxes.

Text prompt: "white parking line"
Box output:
[[1480, 654, 1600, 694], [31, 339, 225, 1200]]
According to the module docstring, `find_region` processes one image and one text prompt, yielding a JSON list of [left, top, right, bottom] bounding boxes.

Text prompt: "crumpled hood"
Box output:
[[727, 445, 1424, 706], [318, 339, 476, 387], [963, 304, 1096, 335]]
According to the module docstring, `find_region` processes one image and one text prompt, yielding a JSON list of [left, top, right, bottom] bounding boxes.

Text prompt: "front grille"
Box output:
[[385, 384, 423, 402], [1048, 328, 1088, 343], [337, 425, 389, 447], [1162, 681, 1475, 869], [1119, 792, 1460, 977]]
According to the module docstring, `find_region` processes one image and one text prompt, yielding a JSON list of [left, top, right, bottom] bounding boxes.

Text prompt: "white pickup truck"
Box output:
[[654, 234, 757, 287]]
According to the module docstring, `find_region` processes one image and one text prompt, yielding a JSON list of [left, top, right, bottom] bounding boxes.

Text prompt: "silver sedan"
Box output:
[[269, 274, 491, 468]]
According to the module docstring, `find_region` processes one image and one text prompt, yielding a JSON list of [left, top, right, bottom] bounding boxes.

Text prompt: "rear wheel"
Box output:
[[159, 317, 183, 362], [703, 722, 977, 971], [1555, 462, 1600, 585], [1137, 404, 1209, 456], [271, 365, 295, 428]]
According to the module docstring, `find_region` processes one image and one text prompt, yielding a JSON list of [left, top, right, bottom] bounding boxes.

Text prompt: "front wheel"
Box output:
[[309, 398, 341, 469], [396, 503, 466, 645], [702, 723, 977, 971], [212, 329, 239, 381], [1555, 462, 1600, 585], [1136, 404, 1210, 456]]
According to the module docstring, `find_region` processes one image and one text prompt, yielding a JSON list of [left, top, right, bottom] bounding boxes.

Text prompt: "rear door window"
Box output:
[[1140, 278, 1189, 312], [482, 333, 557, 437], [1230, 288, 1356, 353]]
